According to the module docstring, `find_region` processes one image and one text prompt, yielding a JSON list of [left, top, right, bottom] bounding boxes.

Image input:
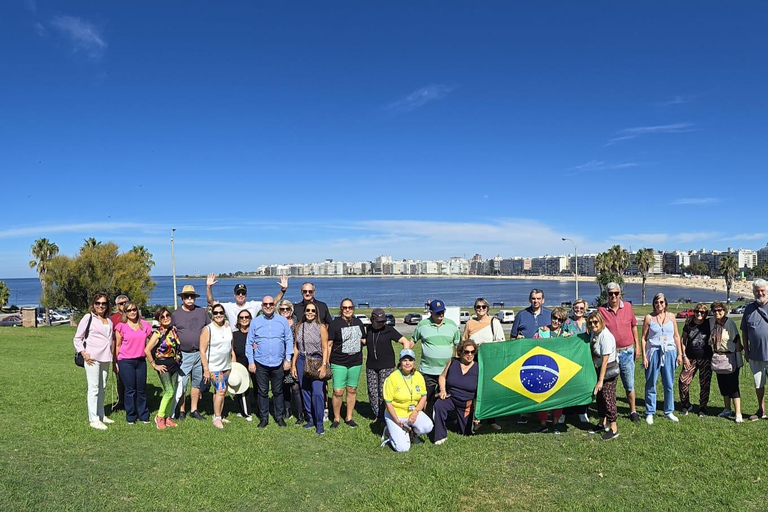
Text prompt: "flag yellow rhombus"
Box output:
[[493, 345, 583, 403]]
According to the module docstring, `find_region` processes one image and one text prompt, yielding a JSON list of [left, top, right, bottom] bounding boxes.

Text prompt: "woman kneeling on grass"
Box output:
[[382, 349, 434, 452], [200, 304, 235, 429], [587, 311, 619, 441], [74, 293, 115, 430], [145, 307, 181, 429], [433, 339, 479, 445]]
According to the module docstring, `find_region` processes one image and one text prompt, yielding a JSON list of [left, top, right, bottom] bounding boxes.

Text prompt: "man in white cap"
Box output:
[[171, 284, 210, 421], [742, 279, 768, 421], [205, 273, 288, 330]]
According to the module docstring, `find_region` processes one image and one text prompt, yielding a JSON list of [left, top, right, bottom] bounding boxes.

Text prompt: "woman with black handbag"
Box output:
[[587, 311, 620, 441], [73, 293, 114, 430], [290, 304, 330, 435], [144, 307, 181, 430]]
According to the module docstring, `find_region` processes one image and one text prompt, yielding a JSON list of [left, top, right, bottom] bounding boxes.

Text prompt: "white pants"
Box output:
[[84, 361, 110, 423], [384, 411, 433, 453]]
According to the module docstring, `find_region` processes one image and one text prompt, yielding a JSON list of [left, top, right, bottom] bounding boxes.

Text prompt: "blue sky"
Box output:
[[2, 1, 767, 277]]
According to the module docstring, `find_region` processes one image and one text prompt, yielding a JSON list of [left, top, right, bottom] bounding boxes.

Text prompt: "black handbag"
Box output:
[[74, 314, 94, 367]]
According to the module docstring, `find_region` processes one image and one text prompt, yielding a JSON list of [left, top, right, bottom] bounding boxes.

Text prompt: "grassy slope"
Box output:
[[1, 325, 766, 511]]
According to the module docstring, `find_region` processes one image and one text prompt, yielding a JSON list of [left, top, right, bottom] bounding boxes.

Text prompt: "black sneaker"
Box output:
[[601, 429, 619, 441], [629, 412, 640, 423], [588, 423, 607, 434], [176, 412, 186, 422], [516, 415, 529, 425], [533, 424, 549, 433], [330, 421, 340, 429], [698, 407, 708, 418], [189, 410, 205, 421], [257, 419, 268, 428], [344, 419, 358, 428], [276, 419, 287, 427], [749, 410, 766, 421]]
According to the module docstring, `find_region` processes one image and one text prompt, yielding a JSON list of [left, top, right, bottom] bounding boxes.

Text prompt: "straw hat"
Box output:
[[177, 285, 200, 298], [226, 362, 250, 395]]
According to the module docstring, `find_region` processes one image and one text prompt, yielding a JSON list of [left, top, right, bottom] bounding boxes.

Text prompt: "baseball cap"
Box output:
[[370, 308, 386, 322], [429, 300, 446, 313], [234, 284, 247, 294], [399, 349, 416, 361]]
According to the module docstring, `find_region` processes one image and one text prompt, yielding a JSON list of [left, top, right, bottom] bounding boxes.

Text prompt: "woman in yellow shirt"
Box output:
[[382, 349, 434, 452]]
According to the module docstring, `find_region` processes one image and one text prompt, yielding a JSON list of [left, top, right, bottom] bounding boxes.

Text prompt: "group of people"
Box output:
[[74, 276, 768, 451]]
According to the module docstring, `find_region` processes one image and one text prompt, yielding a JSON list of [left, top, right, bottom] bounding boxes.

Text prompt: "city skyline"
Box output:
[[3, 2, 767, 278]]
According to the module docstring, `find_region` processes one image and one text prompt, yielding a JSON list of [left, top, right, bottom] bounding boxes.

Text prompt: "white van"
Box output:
[[459, 311, 471, 324], [495, 310, 516, 323]]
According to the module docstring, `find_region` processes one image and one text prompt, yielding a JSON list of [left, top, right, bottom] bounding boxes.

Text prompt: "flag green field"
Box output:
[[475, 335, 597, 419]]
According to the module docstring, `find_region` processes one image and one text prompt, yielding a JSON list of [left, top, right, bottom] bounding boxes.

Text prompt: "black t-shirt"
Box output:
[[683, 320, 712, 360], [232, 330, 249, 367], [294, 299, 333, 325], [365, 325, 404, 370], [328, 317, 365, 368]]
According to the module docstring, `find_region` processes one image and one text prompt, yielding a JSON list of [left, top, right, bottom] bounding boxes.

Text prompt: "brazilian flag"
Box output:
[[475, 335, 597, 419]]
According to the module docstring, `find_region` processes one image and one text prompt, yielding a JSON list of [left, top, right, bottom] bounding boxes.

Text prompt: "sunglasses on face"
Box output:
[[341, 306, 354, 310], [695, 311, 707, 315], [475, 305, 488, 310], [463, 350, 476, 355], [117, 302, 127, 307], [238, 315, 251, 320], [552, 318, 565, 323], [608, 292, 620, 296], [212, 310, 225, 316], [589, 320, 601, 325], [305, 309, 317, 313], [125, 308, 138, 313], [160, 313, 171, 319], [95, 301, 107, 306], [302, 290, 314, 295], [182, 295, 195, 300], [235, 291, 246, 296], [713, 308, 725, 313], [278, 307, 291, 312], [263, 302, 275, 307]]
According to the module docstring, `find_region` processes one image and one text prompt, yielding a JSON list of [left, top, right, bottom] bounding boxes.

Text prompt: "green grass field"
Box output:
[[1, 324, 766, 511]]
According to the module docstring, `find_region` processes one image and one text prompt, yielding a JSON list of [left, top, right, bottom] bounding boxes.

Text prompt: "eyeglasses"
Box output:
[[160, 313, 171, 319], [463, 350, 476, 355], [552, 318, 565, 323], [341, 306, 354, 310], [117, 302, 127, 307], [573, 306, 584, 311], [608, 291, 620, 296], [262, 302, 275, 307], [302, 289, 314, 295], [654, 300, 665, 304], [212, 311, 225, 316], [305, 309, 317, 313], [588, 320, 601, 325], [125, 308, 138, 313], [695, 311, 707, 315], [94, 301, 107, 306], [235, 291, 246, 296], [238, 315, 251, 320], [713, 308, 725, 313], [279, 307, 291, 312], [182, 295, 195, 300], [475, 305, 488, 310]]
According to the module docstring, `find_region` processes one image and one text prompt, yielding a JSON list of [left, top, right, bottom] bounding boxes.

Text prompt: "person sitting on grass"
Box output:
[[382, 349, 434, 452], [433, 339, 479, 445]]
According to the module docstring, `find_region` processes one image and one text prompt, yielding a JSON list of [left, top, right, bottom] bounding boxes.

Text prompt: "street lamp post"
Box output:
[[171, 228, 178, 310], [562, 237, 578, 301]]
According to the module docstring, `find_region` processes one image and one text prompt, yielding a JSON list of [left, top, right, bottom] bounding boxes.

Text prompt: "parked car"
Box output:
[[731, 304, 747, 314], [676, 308, 695, 319], [459, 311, 471, 324], [355, 314, 371, 326], [495, 310, 516, 323], [0, 315, 23, 327], [385, 313, 396, 326], [404, 313, 422, 325]]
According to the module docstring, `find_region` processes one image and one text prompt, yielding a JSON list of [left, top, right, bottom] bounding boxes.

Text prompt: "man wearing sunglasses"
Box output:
[[598, 282, 641, 423], [109, 294, 130, 411], [206, 273, 288, 330], [171, 285, 211, 421], [293, 282, 333, 325], [246, 295, 294, 428]]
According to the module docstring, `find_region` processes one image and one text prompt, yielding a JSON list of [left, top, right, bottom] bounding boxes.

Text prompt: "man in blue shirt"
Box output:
[[246, 295, 294, 428], [510, 288, 552, 339]]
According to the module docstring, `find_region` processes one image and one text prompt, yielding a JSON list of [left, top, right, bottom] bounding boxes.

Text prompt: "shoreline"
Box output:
[[170, 274, 755, 297]]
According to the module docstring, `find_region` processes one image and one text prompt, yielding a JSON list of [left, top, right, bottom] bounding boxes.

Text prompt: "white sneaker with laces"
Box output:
[[90, 421, 108, 430], [101, 417, 115, 424], [646, 415, 654, 425], [665, 413, 679, 422], [735, 414, 744, 423], [434, 437, 447, 445]]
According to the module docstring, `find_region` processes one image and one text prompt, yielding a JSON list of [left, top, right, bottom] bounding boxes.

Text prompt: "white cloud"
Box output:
[[670, 198, 721, 206], [386, 84, 454, 112], [49, 15, 106, 60], [655, 95, 695, 107], [719, 233, 768, 242], [34, 22, 46, 37], [566, 160, 640, 175], [0, 222, 150, 239], [608, 231, 719, 247], [608, 122, 695, 144]]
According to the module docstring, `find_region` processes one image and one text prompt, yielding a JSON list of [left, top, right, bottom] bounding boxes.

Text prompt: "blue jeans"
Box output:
[[296, 354, 326, 433], [117, 358, 149, 422], [645, 346, 677, 416], [617, 348, 636, 393]]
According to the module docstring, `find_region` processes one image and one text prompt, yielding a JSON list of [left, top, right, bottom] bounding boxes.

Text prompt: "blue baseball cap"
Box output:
[[429, 300, 446, 313], [399, 349, 416, 361]]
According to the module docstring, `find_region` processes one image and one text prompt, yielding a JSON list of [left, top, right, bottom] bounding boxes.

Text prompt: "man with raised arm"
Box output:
[[206, 273, 287, 329]]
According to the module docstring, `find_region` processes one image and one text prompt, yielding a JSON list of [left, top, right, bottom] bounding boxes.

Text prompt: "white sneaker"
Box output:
[[557, 415, 566, 424], [434, 437, 447, 445], [90, 421, 108, 430], [101, 417, 115, 424], [718, 409, 734, 418], [735, 414, 744, 424], [665, 413, 679, 423], [245, 415, 253, 422], [646, 415, 654, 425], [323, 408, 329, 422], [578, 413, 590, 423]]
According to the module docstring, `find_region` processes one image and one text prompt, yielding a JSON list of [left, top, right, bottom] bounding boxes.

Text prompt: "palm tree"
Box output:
[[719, 255, 739, 304], [595, 252, 610, 275], [130, 245, 155, 271], [82, 237, 101, 250], [29, 238, 59, 325], [634, 248, 655, 305], [0, 280, 10, 309], [607, 245, 630, 276]]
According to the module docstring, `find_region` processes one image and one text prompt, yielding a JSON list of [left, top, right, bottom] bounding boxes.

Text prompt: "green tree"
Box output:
[[0, 280, 10, 308], [595, 248, 625, 305], [129, 245, 155, 272], [607, 244, 630, 276], [29, 237, 59, 325], [634, 248, 656, 305], [719, 255, 739, 304], [82, 237, 101, 251], [688, 260, 709, 276], [44, 242, 156, 312]]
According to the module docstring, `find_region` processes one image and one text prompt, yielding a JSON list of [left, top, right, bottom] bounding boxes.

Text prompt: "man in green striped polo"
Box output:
[[412, 299, 461, 415]]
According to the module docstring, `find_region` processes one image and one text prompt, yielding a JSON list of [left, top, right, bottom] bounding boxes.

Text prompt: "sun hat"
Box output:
[[177, 285, 200, 298], [399, 349, 416, 361], [226, 362, 250, 395], [370, 308, 387, 322], [429, 299, 446, 313]]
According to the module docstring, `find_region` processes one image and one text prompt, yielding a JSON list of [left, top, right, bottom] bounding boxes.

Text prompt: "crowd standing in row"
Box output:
[[74, 277, 768, 449]]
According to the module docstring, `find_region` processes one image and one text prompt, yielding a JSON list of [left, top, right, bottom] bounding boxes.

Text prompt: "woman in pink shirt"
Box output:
[[114, 301, 153, 424], [73, 293, 114, 430]]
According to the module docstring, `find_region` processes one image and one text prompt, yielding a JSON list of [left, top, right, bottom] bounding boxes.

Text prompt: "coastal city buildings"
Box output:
[[255, 245, 767, 278]]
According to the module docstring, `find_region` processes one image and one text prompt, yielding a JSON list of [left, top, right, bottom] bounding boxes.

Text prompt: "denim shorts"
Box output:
[[178, 351, 204, 390], [617, 348, 635, 392]]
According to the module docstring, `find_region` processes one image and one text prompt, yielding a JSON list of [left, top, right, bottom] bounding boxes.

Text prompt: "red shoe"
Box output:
[[155, 416, 167, 430], [164, 418, 178, 428]]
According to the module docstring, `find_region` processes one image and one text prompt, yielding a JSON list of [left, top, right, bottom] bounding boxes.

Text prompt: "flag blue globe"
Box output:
[[519, 354, 560, 394]]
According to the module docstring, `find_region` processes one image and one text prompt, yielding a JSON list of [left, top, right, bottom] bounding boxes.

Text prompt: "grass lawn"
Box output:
[[1, 325, 767, 511]]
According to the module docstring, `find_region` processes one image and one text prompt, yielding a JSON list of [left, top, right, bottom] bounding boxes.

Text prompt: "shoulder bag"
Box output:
[[74, 314, 94, 367]]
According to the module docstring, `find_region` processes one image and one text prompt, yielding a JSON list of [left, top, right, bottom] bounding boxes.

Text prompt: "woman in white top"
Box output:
[[200, 303, 235, 429], [462, 297, 504, 431], [588, 311, 619, 441], [73, 293, 115, 430], [641, 292, 682, 424]]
